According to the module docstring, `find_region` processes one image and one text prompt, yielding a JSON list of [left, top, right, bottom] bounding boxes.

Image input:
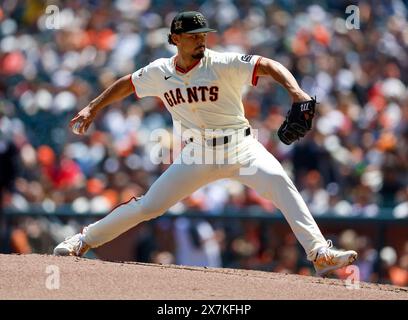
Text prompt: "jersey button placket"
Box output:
[[185, 74, 191, 86]]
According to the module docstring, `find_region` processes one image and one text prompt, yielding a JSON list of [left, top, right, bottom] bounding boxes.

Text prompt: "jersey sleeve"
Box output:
[[130, 63, 159, 98], [223, 53, 263, 87]]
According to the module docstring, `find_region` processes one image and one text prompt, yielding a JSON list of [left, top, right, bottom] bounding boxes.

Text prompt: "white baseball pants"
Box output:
[[83, 133, 327, 261]]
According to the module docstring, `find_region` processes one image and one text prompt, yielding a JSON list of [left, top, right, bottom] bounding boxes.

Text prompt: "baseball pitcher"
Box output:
[[54, 11, 357, 277]]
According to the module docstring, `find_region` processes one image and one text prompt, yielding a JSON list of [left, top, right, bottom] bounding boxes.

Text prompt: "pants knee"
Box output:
[[137, 196, 166, 220]]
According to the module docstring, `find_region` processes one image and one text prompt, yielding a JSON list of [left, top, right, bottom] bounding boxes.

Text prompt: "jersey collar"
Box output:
[[174, 54, 203, 74]]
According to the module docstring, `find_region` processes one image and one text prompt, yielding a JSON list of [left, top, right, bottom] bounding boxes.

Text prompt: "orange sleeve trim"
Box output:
[[251, 56, 263, 86]]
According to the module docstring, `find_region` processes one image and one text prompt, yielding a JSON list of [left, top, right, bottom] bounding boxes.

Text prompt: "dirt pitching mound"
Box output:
[[1, 254, 407, 300]]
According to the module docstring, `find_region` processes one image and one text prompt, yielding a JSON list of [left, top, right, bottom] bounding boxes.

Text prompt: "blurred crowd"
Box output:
[[0, 0, 407, 285]]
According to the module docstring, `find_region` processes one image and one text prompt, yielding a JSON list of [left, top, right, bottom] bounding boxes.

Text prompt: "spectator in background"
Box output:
[[350, 184, 380, 217], [393, 186, 408, 219], [174, 217, 222, 268], [326, 182, 353, 217], [379, 246, 399, 285], [0, 115, 18, 253], [300, 170, 329, 216], [388, 241, 408, 287], [380, 165, 405, 208], [273, 244, 299, 274]]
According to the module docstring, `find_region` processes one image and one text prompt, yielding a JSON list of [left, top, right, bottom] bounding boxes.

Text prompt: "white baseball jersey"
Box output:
[[130, 49, 262, 135]]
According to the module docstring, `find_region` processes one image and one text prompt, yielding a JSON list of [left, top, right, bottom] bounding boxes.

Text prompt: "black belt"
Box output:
[[187, 127, 251, 147]]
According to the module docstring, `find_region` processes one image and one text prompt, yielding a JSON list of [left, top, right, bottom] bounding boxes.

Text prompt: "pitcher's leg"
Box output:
[[234, 141, 327, 261], [83, 162, 219, 248]]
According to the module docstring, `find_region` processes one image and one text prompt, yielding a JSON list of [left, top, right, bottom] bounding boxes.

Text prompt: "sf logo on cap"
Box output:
[[193, 14, 206, 26], [174, 20, 183, 30]]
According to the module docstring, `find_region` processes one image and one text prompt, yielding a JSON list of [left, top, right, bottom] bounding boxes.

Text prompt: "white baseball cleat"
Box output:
[[313, 240, 358, 277], [53, 230, 91, 257]]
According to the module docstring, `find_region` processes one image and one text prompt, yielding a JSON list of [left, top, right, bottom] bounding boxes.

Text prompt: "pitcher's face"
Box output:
[[174, 32, 207, 59]]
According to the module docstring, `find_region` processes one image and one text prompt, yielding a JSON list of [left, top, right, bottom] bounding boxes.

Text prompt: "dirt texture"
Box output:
[[1, 254, 407, 300]]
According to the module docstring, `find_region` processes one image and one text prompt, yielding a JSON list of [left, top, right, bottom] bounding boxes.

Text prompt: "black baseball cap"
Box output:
[[170, 11, 217, 34]]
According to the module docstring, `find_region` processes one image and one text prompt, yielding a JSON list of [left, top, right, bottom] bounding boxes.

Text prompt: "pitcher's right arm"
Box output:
[[70, 74, 134, 135]]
